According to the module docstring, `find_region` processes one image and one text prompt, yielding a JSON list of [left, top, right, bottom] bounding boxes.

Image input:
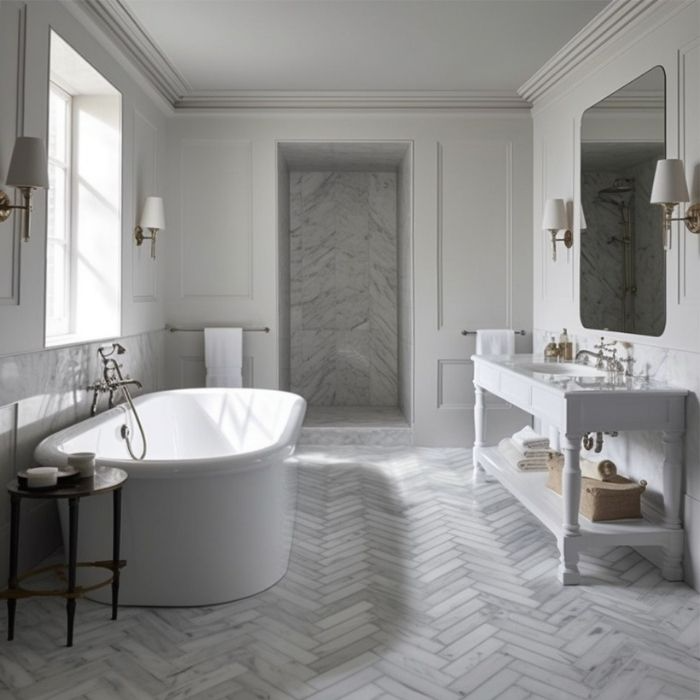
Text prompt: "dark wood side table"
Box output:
[[0, 466, 127, 646]]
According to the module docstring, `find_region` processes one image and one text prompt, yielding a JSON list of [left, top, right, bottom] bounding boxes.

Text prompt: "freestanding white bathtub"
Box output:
[[34, 388, 306, 606]]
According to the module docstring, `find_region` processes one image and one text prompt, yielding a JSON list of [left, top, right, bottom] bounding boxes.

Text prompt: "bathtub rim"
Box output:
[[34, 387, 307, 479]]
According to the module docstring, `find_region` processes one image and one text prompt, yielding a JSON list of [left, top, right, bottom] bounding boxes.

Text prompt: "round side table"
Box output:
[[1, 466, 127, 647]]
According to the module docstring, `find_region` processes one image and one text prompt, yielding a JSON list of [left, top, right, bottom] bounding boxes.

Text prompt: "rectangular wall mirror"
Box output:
[[580, 65, 666, 336]]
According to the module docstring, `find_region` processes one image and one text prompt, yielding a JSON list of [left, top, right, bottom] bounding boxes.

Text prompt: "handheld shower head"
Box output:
[[98, 342, 127, 359]]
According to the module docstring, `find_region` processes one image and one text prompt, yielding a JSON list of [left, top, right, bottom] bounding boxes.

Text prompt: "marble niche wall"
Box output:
[[581, 155, 664, 335], [290, 172, 398, 406]]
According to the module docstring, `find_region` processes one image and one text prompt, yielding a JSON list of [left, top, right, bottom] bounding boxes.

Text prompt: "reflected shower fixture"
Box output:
[[650, 159, 700, 250], [134, 196, 165, 259], [542, 198, 572, 261], [0, 137, 49, 242]]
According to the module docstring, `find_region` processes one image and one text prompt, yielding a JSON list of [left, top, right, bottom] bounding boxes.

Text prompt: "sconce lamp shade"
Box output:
[[651, 159, 689, 204], [6, 137, 49, 189], [139, 196, 165, 230], [542, 198, 568, 230]]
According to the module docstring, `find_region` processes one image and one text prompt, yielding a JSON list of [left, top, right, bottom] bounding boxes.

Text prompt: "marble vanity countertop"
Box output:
[[472, 354, 688, 396]]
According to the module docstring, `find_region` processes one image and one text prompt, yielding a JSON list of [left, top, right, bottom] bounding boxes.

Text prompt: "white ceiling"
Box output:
[[120, 0, 608, 96]]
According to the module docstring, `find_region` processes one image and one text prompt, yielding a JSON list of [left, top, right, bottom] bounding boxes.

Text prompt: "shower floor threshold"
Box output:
[[299, 406, 411, 446]]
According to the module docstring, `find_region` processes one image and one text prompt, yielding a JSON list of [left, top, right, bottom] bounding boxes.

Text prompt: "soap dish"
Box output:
[[17, 467, 80, 491]]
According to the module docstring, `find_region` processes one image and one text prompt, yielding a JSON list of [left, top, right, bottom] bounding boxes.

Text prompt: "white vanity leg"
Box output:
[[558, 433, 582, 584], [661, 532, 684, 581], [472, 382, 486, 479], [660, 430, 684, 581], [661, 430, 683, 530]]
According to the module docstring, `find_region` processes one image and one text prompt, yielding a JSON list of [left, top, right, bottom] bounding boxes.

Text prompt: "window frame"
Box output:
[[46, 81, 75, 340]]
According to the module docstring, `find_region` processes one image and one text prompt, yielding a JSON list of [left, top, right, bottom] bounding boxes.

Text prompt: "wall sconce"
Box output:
[[0, 137, 49, 242], [542, 198, 572, 261], [650, 158, 700, 250], [134, 196, 165, 259]]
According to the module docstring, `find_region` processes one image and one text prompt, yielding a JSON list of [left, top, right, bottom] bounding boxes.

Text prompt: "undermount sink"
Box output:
[[518, 362, 607, 377]]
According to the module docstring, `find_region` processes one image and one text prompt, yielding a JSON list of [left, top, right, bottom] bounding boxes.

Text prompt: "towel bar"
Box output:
[[168, 326, 270, 333], [462, 329, 527, 336]]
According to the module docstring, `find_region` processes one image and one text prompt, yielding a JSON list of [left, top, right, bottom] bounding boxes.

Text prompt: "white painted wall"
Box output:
[[526, 0, 700, 588], [164, 114, 533, 444], [0, 0, 167, 578]]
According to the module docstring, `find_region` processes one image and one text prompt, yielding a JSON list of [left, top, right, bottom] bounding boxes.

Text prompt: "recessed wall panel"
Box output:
[[681, 41, 700, 303], [180, 139, 252, 299], [437, 360, 472, 409], [132, 111, 158, 301], [438, 140, 511, 330]]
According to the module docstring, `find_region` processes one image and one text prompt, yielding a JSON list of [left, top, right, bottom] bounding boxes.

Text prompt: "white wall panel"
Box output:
[[132, 110, 159, 301], [438, 140, 511, 330], [414, 136, 532, 445], [179, 139, 252, 299], [529, 0, 700, 589], [680, 40, 700, 303], [0, 1, 22, 307]]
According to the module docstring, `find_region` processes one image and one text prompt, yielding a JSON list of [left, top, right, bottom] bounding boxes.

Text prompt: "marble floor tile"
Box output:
[[0, 446, 698, 699]]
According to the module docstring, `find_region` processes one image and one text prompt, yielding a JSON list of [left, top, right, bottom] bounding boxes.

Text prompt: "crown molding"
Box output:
[[174, 90, 530, 112], [73, 0, 189, 105], [518, 0, 694, 105], [66, 1, 530, 112], [586, 91, 665, 110]]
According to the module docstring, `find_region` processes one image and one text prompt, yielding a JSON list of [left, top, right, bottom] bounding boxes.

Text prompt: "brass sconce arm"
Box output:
[[0, 187, 36, 242], [657, 202, 700, 249], [547, 228, 573, 262], [134, 225, 159, 259]]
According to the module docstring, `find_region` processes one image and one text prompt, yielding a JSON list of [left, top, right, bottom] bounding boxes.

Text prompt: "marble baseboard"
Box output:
[[298, 426, 412, 446]]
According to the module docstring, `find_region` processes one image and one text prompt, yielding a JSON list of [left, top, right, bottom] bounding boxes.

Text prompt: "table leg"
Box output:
[[66, 497, 79, 647], [7, 493, 20, 641], [472, 382, 486, 480], [111, 487, 122, 620]]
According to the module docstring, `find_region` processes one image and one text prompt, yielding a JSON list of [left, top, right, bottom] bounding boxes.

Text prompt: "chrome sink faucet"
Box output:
[[575, 337, 627, 376]]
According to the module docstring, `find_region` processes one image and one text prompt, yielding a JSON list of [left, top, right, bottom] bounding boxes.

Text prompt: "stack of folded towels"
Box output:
[[498, 425, 554, 471]]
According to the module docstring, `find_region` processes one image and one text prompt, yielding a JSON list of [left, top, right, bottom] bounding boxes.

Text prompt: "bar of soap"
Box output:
[[26, 467, 58, 488]]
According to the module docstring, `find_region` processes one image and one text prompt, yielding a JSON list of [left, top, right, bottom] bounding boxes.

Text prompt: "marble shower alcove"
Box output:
[[277, 142, 413, 442]]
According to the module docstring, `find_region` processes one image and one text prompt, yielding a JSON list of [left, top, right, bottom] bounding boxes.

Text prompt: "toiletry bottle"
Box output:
[[544, 336, 559, 361], [559, 328, 573, 361]]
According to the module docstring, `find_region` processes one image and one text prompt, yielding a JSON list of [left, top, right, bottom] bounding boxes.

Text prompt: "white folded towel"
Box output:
[[204, 328, 243, 388], [511, 425, 550, 451], [498, 438, 549, 472], [475, 329, 515, 356], [513, 444, 551, 458]]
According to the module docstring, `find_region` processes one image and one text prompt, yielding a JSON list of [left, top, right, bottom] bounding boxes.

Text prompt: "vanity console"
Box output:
[[472, 354, 687, 585]]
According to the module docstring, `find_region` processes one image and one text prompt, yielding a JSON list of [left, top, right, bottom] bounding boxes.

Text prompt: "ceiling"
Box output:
[[87, 0, 609, 109]]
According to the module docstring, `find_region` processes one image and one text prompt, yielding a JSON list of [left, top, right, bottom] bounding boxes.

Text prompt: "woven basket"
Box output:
[[547, 462, 647, 521]]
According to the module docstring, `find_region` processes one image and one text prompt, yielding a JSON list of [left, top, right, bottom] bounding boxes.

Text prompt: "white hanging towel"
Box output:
[[204, 328, 243, 388], [475, 329, 515, 355]]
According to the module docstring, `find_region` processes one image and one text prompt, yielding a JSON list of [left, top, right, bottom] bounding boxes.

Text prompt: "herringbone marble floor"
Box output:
[[1, 446, 698, 699]]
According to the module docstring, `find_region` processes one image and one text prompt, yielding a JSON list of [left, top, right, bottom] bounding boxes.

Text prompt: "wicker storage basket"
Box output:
[[547, 462, 647, 521]]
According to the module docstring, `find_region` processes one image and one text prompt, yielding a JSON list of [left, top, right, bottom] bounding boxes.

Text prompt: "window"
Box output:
[[46, 32, 122, 346]]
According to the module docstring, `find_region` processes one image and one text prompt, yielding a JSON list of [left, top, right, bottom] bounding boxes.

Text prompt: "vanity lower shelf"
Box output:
[[477, 446, 680, 550]]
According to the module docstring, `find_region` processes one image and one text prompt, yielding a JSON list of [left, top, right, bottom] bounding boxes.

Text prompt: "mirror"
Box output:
[[580, 66, 666, 336]]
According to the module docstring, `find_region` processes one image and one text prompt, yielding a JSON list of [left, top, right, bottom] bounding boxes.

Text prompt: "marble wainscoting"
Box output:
[[0, 330, 165, 581], [290, 172, 398, 407]]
